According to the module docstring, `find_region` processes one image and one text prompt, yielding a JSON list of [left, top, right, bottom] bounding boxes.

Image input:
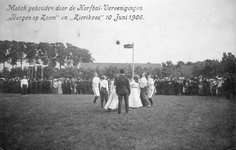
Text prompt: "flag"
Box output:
[[124, 44, 133, 49]]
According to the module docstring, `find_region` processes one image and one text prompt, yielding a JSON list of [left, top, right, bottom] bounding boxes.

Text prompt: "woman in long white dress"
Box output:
[[147, 74, 154, 106], [58, 78, 63, 95], [129, 75, 143, 108], [104, 78, 118, 110]]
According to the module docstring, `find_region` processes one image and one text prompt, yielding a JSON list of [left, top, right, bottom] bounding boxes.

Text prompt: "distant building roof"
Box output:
[[80, 63, 162, 69]]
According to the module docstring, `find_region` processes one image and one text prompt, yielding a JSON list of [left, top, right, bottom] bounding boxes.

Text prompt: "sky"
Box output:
[[0, 0, 236, 67]]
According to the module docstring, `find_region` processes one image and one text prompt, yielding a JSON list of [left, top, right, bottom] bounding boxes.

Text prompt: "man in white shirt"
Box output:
[[140, 72, 151, 107], [217, 77, 224, 96], [92, 73, 100, 103], [99, 75, 109, 108], [21, 76, 28, 97]]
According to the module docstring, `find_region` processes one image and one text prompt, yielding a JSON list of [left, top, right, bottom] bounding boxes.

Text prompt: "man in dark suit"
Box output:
[[115, 68, 130, 114]]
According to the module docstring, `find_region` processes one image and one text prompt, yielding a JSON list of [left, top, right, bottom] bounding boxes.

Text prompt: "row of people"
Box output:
[[154, 74, 235, 99], [0, 77, 93, 95], [1, 73, 235, 100]]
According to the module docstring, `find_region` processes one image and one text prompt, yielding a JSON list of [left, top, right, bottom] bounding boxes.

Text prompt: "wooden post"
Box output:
[[132, 43, 134, 78]]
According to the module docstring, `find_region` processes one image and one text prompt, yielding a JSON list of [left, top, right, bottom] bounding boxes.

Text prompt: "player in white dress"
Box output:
[[129, 75, 143, 108], [147, 74, 154, 106], [104, 78, 118, 110]]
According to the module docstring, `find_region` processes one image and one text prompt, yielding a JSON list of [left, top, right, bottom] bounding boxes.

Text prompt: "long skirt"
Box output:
[[129, 87, 142, 108], [104, 89, 118, 110]]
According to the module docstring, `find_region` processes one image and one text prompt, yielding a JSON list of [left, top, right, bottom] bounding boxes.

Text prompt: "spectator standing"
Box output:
[[21, 76, 28, 97]]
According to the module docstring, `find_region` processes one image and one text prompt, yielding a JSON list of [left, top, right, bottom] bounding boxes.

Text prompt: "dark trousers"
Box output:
[[118, 94, 129, 114], [100, 88, 108, 108], [140, 88, 150, 106], [78, 88, 84, 94], [21, 85, 27, 95]]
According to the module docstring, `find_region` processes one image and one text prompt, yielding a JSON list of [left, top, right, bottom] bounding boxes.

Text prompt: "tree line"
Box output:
[[0, 40, 235, 79], [0, 40, 94, 69], [160, 52, 236, 79]]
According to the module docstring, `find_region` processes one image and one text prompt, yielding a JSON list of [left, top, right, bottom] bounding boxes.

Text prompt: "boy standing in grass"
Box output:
[[21, 76, 28, 97]]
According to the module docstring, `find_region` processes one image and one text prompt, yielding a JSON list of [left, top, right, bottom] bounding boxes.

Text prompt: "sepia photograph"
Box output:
[[0, 0, 236, 149]]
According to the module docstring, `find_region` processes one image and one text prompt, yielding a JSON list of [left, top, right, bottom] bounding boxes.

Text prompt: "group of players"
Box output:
[[92, 70, 156, 114]]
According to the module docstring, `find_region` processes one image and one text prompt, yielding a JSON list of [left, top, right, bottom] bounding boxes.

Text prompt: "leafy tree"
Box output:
[[176, 61, 185, 68], [43, 65, 57, 79], [80, 68, 96, 80], [103, 66, 119, 79], [17, 41, 27, 69], [221, 52, 236, 74], [1, 67, 10, 78], [8, 41, 19, 68], [161, 61, 175, 77], [0, 40, 11, 68], [192, 61, 204, 76], [186, 61, 193, 65], [37, 42, 50, 65], [46, 43, 57, 67], [202, 59, 221, 78], [10, 67, 25, 78], [65, 43, 76, 67], [55, 42, 67, 69], [0, 41, 6, 68], [66, 43, 94, 68], [25, 42, 37, 64]]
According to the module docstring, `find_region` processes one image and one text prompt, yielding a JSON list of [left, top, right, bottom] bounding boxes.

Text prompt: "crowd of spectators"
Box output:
[[0, 73, 235, 99], [0, 77, 93, 95], [154, 73, 235, 99]]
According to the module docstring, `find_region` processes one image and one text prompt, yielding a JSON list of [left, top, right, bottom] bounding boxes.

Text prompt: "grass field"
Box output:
[[0, 94, 235, 150]]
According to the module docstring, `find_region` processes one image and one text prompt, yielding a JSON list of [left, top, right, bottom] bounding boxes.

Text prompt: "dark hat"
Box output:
[[101, 75, 106, 80], [120, 68, 125, 74], [134, 75, 139, 80]]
